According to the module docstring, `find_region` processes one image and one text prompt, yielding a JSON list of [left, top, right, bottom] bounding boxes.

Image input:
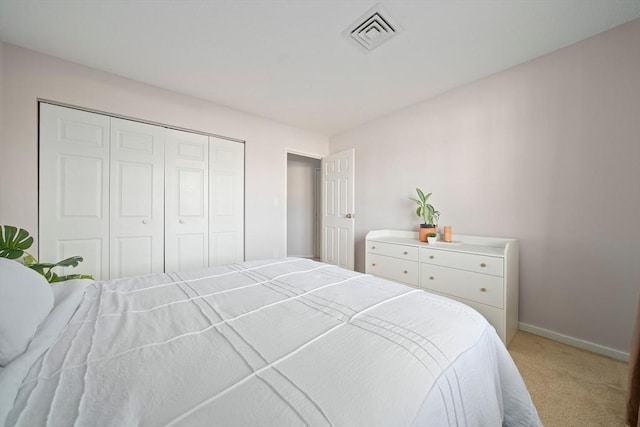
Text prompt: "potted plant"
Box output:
[[0, 225, 92, 283], [427, 232, 438, 245], [410, 188, 440, 242]]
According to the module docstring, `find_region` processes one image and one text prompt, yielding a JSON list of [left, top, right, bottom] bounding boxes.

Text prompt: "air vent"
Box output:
[[343, 4, 402, 53]]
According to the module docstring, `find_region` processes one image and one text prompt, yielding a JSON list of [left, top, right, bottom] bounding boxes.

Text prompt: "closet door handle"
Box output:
[[142, 219, 149, 224], [179, 219, 185, 224]]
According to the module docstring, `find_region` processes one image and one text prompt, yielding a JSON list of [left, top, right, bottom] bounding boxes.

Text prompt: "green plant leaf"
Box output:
[[22, 253, 37, 266], [27, 264, 47, 276], [416, 188, 425, 202], [56, 274, 94, 282], [53, 256, 84, 269], [0, 225, 34, 259], [31, 256, 84, 270], [45, 270, 59, 283]]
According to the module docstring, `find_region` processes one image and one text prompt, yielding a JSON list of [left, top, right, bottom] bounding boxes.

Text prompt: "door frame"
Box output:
[[284, 149, 323, 259], [285, 148, 355, 268]]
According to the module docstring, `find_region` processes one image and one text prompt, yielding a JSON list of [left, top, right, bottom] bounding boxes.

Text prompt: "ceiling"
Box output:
[[1, 1, 639, 136]]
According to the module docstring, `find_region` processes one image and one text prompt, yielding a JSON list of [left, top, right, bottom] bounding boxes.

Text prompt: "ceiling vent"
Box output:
[[343, 4, 402, 53]]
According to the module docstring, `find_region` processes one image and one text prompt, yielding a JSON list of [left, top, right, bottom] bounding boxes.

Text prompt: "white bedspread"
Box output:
[[1, 258, 541, 426]]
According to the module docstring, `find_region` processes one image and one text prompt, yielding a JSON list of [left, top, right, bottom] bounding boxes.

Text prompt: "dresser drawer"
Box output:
[[367, 241, 419, 261], [420, 264, 504, 308], [367, 253, 419, 286], [420, 248, 504, 277]]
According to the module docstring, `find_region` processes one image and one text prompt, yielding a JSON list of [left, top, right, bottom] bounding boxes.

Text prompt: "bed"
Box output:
[[0, 257, 541, 426]]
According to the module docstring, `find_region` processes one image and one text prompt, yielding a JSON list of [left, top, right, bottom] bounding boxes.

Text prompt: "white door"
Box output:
[[165, 129, 209, 273], [321, 149, 355, 270], [110, 118, 165, 278], [39, 103, 111, 280], [209, 136, 244, 266]]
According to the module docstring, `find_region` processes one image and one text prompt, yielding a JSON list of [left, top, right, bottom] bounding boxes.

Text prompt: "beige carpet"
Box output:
[[508, 331, 629, 427]]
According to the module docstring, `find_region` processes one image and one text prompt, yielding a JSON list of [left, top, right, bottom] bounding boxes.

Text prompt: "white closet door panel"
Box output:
[[209, 137, 244, 266], [110, 118, 165, 278], [176, 234, 207, 271], [165, 129, 209, 273], [113, 236, 154, 279], [39, 103, 110, 280]]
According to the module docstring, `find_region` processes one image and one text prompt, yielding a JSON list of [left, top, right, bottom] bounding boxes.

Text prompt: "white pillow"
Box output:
[[0, 258, 54, 366]]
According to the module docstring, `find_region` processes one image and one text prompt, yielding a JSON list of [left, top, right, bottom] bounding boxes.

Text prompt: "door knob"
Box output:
[[142, 219, 149, 224], [179, 219, 185, 224], [345, 213, 353, 218]]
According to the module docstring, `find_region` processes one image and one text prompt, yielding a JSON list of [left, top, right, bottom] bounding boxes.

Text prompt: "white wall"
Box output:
[[0, 43, 329, 261], [330, 20, 640, 354], [287, 153, 320, 258]]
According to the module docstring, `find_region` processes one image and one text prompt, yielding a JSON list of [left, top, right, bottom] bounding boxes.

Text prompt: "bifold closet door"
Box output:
[[109, 118, 165, 278], [40, 104, 245, 279], [209, 136, 244, 266], [39, 104, 110, 280], [165, 129, 209, 273]]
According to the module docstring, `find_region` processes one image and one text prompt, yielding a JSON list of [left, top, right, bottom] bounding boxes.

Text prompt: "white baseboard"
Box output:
[[518, 322, 630, 362]]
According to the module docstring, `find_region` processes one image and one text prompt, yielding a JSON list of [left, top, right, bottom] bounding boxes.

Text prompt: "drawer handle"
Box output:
[[480, 287, 487, 292], [480, 263, 487, 268], [403, 251, 408, 255], [372, 263, 376, 267], [429, 276, 435, 280], [372, 246, 376, 250], [429, 255, 435, 259], [403, 270, 408, 274]]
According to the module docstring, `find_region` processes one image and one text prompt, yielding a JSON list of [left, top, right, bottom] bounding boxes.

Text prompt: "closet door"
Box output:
[[209, 137, 244, 266], [110, 118, 165, 278], [39, 104, 110, 280], [165, 129, 209, 273]]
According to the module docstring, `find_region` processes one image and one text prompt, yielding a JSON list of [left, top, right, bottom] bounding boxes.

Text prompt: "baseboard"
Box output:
[[518, 322, 630, 362]]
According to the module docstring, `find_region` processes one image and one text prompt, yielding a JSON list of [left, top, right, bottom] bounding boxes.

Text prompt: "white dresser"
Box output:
[[365, 230, 519, 345]]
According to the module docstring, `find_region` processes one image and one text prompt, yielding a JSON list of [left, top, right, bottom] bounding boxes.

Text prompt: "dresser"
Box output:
[[365, 230, 519, 345]]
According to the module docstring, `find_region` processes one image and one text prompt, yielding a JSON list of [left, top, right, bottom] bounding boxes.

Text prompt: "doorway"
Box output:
[[286, 153, 321, 259]]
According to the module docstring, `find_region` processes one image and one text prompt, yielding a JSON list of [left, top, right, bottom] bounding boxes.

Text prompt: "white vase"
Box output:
[[427, 236, 437, 244]]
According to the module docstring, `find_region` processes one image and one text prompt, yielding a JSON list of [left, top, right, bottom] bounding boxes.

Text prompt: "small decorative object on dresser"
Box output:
[[365, 229, 519, 345], [443, 225, 452, 242], [427, 232, 437, 244], [410, 188, 439, 242]]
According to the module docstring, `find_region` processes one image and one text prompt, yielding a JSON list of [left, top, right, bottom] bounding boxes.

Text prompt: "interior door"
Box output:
[[110, 118, 165, 278], [165, 129, 209, 273], [321, 148, 355, 270], [39, 103, 110, 280]]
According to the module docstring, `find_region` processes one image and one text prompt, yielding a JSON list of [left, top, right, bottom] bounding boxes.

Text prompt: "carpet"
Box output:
[[508, 331, 629, 426]]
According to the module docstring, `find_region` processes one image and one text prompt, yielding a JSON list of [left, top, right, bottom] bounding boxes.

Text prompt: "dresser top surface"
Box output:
[[365, 230, 515, 258]]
